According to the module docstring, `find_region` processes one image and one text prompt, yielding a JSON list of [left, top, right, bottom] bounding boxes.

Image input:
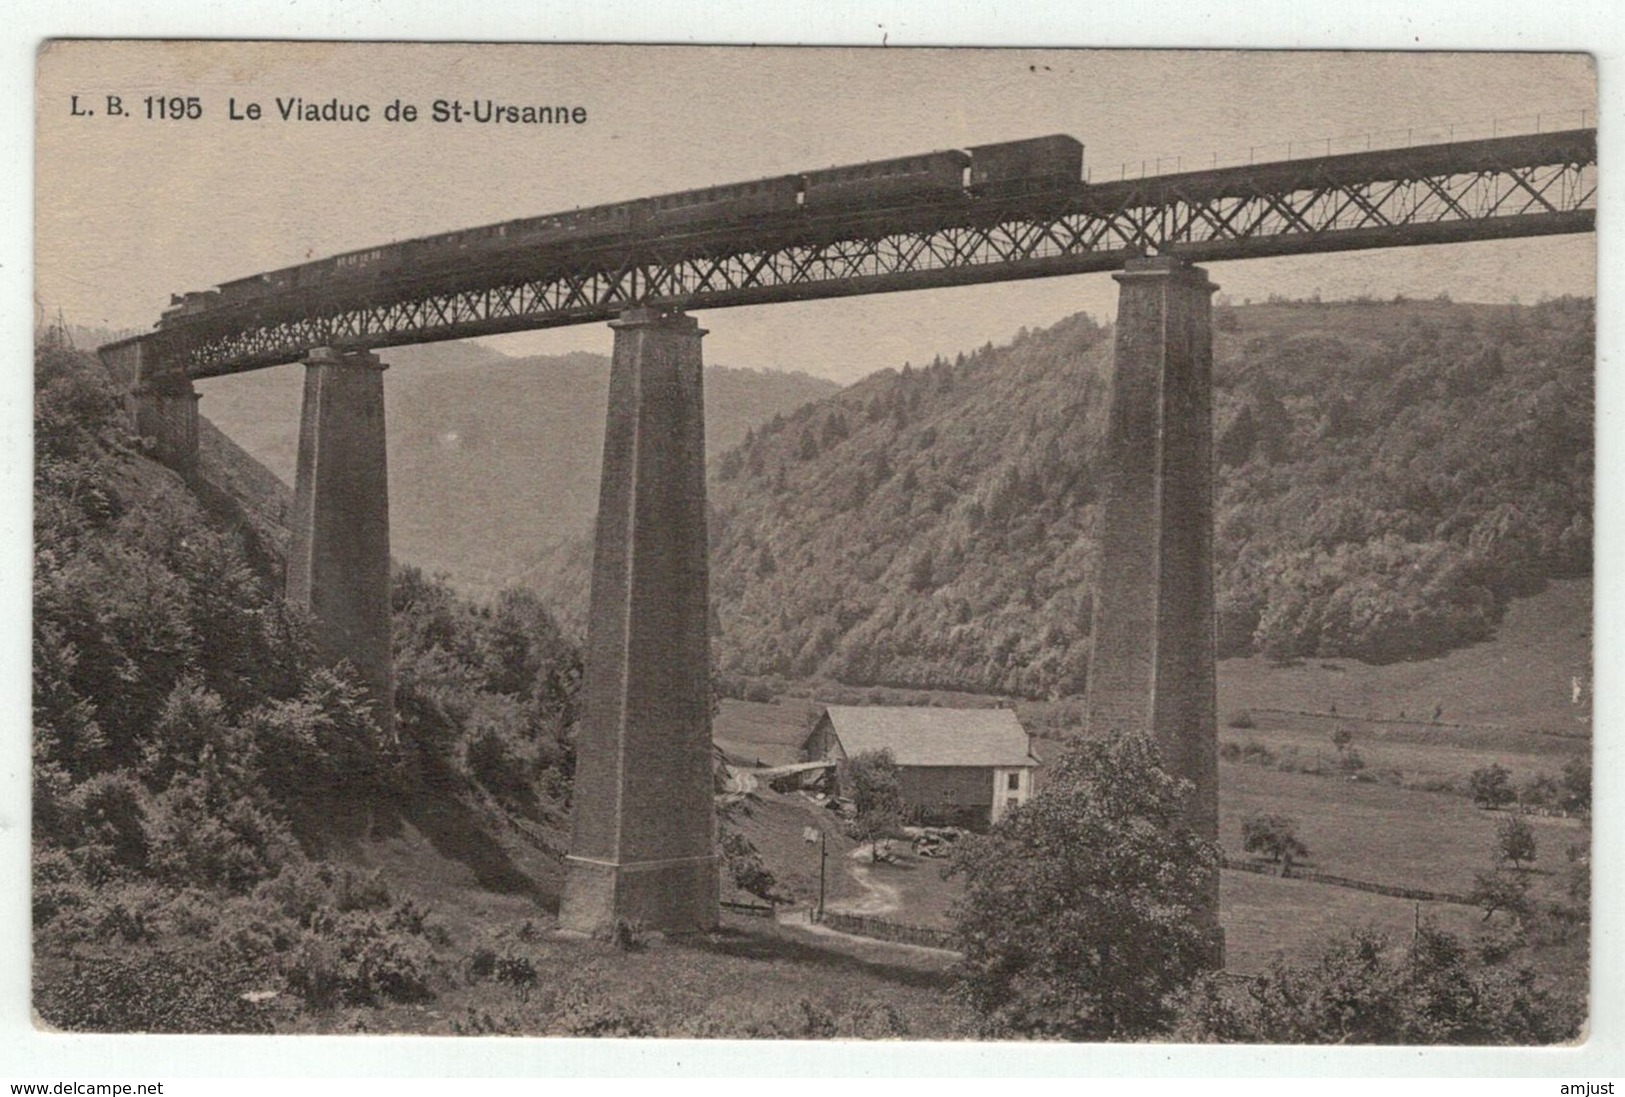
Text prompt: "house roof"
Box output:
[[818, 705, 1036, 769]]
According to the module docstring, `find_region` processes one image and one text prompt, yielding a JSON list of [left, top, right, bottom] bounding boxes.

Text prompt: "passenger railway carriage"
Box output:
[[161, 135, 1086, 329]]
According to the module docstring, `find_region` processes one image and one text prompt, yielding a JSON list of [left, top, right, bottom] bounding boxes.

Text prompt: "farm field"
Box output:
[[1218, 870, 1484, 974], [719, 699, 1580, 911], [1219, 711, 1579, 795], [714, 577, 1592, 978], [1218, 763, 1581, 903], [1217, 578, 1591, 735], [741, 790, 1498, 979]]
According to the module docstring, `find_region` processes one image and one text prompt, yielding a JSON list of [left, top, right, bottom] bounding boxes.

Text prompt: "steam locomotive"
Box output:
[[159, 134, 1083, 328]]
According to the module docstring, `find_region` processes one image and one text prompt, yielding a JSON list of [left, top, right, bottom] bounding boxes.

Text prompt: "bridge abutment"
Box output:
[[97, 339, 202, 470], [287, 347, 395, 739], [560, 308, 718, 937], [1087, 256, 1222, 957]]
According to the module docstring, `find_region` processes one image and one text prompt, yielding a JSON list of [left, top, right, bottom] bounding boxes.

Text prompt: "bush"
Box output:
[[1239, 740, 1277, 766], [673, 993, 913, 1039], [144, 774, 294, 893], [719, 828, 780, 902], [36, 949, 276, 1034], [1175, 924, 1579, 1044], [64, 771, 149, 883], [285, 912, 436, 1009], [1226, 709, 1257, 730], [37, 879, 171, 947]]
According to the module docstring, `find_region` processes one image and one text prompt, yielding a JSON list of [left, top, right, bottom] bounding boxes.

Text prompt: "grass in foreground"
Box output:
[[286, 912, 971, 1038]]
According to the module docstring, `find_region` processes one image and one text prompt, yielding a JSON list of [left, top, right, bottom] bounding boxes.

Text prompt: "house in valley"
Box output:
[[802, 705, 1040, 828]]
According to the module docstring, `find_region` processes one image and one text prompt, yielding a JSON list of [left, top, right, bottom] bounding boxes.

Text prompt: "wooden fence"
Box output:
[[1222, 856, 1474, 906], [818, 910, 960, 951]]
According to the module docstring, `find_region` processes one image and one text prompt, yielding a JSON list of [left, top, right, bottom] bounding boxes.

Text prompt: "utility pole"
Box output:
[[804, 825, 828, 923], [819, 829, 828, 923]]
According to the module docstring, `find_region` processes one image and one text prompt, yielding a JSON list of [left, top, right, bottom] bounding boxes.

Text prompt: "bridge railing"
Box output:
[[1088, 108, 1594, 182]]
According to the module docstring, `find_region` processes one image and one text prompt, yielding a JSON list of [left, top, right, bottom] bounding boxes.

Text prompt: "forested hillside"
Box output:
[[33, 343, 582, 1031], [689, 297, 1592, 698]]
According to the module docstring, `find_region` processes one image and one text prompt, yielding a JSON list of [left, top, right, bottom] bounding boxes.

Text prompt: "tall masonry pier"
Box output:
[[1086, 256, 1222, 953], [560, 308, 719, 936], [287, 347, 395, 737]]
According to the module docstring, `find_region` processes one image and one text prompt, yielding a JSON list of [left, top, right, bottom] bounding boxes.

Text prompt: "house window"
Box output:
[[1007, 772, 1021, 791]]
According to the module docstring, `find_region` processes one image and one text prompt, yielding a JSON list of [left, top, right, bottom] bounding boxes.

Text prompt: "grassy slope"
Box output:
[[285, 912, 968, 1037]]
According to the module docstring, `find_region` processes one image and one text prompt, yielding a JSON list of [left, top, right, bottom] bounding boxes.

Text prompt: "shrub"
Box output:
[[554, 1000, 659, 1038], [285, 912, 436, 1009], [719, 828, 780, 903], [494, 953, 538, 995], [32, 844, 83, 928], [64, 771, 149, 883], [1226, 709, 1257, 729], [1519, 772, 1560, 810], [1174, 924, 1579, 1044], [38, 879, 172, 947], [35, 949, 275, 1034], [144, 774, 294, 893], [1239, 740, 1277, 766], [254, 862, 391, 929]]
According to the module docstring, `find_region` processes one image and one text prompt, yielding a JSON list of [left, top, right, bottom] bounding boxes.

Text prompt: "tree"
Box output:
[[1241, 812, 1310, 876], [947, 732, 1221, 1040], [1496, 814, 1537, 871], [1470, 867, 1532, 923], [1559, 755, 1591, 816], [845, 749, 904, 862], [1468, 763, 1517, 810]]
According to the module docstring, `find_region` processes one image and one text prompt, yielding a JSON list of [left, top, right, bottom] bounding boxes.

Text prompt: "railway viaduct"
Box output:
[[99, 128, 1596, 947]]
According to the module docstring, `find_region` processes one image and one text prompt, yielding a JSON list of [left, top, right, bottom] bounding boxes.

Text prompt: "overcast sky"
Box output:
[[37, 44, 1595, 387]]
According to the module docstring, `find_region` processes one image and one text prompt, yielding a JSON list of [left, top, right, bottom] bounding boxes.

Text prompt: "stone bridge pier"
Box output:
[[287, 346, 395, 738], [560, 308, 718, 936], [1087, 256, 1223, 960]]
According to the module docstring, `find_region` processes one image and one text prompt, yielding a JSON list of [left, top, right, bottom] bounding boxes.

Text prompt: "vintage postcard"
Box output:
[[28, 40, 1598, 1058]]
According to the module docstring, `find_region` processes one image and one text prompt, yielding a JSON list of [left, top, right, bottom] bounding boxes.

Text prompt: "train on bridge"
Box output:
[[158, 134, 1085, 328]]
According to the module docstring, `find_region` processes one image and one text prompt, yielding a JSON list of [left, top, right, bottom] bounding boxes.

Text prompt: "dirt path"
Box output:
[[774, 907, 960, 957], [829, 845, 902, 916]]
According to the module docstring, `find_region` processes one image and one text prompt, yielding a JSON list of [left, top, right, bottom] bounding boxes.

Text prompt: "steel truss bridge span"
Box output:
[[131, 128, 1595, 380]]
